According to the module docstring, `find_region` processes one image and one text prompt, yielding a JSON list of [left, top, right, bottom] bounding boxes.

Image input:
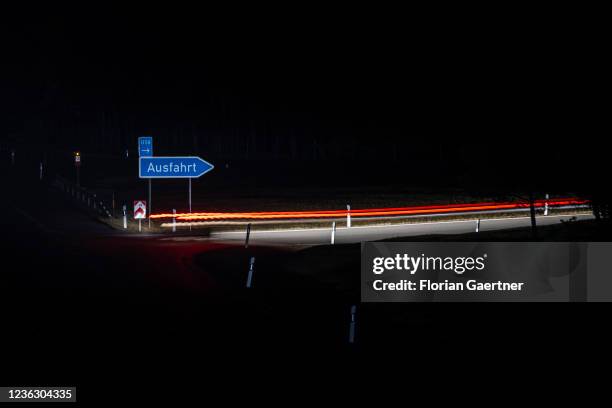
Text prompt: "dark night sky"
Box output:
[[0, 3, 607, 188]]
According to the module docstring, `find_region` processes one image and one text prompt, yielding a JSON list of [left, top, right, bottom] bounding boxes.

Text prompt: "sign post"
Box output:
[[134, 200, 147, 232], [74, 152, 81, 187], [148, 179, 152, 229]]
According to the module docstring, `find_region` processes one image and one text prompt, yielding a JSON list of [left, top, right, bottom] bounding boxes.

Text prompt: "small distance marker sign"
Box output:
[[134, 200, 147, 219]]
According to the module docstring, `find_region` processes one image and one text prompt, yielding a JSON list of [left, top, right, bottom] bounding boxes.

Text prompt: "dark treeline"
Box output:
[[1, 5, 607, 202]]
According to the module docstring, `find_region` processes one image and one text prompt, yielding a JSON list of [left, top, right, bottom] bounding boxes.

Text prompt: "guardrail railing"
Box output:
[[53, 175, 113, 219]]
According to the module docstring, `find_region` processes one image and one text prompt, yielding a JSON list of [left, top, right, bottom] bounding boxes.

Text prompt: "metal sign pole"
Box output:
[[148, 179, 152, 229], [189, 178, 192, 213], [75, 152, 81, 187]]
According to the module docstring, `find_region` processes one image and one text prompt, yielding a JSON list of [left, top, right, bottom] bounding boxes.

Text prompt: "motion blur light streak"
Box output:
[[150, 198, 589, 222]]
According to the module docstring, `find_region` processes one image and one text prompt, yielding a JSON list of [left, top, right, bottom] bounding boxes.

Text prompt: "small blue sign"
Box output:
[[138, 136, 153, 157], [139, 156, 214, 179]]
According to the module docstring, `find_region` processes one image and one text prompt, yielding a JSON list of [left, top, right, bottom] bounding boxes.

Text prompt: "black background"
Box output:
[[0, 2, 610, 400], [1, 3, 607, 193]]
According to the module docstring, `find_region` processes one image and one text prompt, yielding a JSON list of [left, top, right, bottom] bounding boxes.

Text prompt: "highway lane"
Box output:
[[3, 161, 593, 247], [210, 213, 594, 245]]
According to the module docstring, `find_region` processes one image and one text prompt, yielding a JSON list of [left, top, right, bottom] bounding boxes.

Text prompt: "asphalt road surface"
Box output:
[[211, 214, 594, 245], [0, 150, 604, 401]]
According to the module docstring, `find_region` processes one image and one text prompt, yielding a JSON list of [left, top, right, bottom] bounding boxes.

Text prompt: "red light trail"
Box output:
[[149, 198, 589, 222]]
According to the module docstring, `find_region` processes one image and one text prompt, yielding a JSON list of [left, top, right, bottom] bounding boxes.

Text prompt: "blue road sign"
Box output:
[[139, 156, 214, 179], [138, 136, 153, 157]]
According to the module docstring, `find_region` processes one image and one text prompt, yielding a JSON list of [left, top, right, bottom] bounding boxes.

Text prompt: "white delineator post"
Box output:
[[544, 193, 549, 216], [245, 223, 252, 248], [348, 305, 357, 344], [246, 257, 256, 288], [39, 162, 43, 180], [331, 221, 337, 245], [172, 209, 176, 232], [347, 204, 351, 228], [476, 219, 480, 232], [123, 205, 127, 229]]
